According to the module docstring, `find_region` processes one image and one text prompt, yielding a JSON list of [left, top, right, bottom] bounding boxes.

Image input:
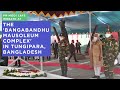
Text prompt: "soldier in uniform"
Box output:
[[58, 33, 69, 77], [102, 32, 119, 79], [53, 19, 70, 77]]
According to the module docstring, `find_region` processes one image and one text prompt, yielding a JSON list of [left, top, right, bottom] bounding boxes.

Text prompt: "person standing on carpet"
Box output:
[[14, 56, 21, 67], [76, 40, 81, 54], [52, 40, 58, 59], [53, 19, 70, 77], [68, 40, 78, 62], [58, 33, 69, 77], [102, 32, 119, 79], [47, 56, 51, 61], [90, 33, 103, 79]]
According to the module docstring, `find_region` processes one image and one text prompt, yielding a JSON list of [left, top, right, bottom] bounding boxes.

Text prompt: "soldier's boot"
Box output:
[[104, 71, 110, 79], [105, 73, 110, 79], [104, 65, 109, 79], [109, 64, 114, 79], [61, 67, 65, 76], [60, 61, 64, 76], [109, 72, 114, 79], [64, 67, 68, 77], [62, 71, 65, 76], [61, 67, 67, 77], [64, 61, 68, 77], [109, 67, 114, 79], [64, 72, 67, 77]]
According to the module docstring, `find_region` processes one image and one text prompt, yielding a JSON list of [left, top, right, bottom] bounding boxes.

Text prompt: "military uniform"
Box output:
[[58, 38, 69, 76], [102, 38, 119, 79]]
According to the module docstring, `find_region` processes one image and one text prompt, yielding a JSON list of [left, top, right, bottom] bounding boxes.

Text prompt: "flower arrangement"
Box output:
[[3, 67, 47, 78]]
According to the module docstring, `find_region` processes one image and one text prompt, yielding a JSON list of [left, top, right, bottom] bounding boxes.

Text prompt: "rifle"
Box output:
[[59, 19, 69, 44], [52, 20, 70, 54], [52, 27, 60, 42], [85, 25, 98, 54]]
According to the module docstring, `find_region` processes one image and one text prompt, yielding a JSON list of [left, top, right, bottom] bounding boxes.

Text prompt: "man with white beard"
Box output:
[[90, 33, 103, 79]]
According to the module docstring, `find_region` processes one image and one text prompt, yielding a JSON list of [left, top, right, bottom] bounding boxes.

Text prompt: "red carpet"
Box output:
[[8, 60, 120, 74]]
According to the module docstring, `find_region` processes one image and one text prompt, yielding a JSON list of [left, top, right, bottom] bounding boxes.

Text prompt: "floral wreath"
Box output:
[[3, 67, 47, 78]]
